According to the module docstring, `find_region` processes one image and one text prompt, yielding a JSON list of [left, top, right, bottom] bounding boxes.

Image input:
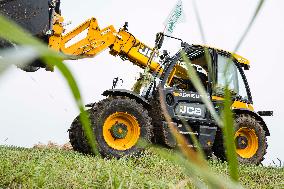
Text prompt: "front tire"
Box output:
[[213, 114, 267, 165], [94, 96, 152, 158], [69, 97, 153, 158]]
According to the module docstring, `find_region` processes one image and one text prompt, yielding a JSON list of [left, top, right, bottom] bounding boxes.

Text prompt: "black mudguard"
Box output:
[[102, 89, 150, 108], [233, 108, 270, 136]]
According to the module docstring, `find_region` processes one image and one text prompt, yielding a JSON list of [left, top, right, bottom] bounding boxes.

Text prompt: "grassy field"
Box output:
[[0, 146, 283, 189]]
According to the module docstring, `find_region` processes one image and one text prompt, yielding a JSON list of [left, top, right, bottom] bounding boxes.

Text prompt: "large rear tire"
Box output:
[[69, 96, 153, 158], [94, 96, 152, 158], [213, 114, 267, 165]]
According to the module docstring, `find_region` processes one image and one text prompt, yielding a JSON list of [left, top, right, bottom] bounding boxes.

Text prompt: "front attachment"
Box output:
[[0, 0, 50, 36]]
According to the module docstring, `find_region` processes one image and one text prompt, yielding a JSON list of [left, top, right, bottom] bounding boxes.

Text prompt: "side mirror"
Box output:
[[257, 111, 273, 116], [155, 32, 164, 49]]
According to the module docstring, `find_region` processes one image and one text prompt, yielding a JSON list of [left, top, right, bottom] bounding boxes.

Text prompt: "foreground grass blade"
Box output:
[[159, 87, 207, 167], [183, 0, 266, 182], [42, 56, 98, 155], [192, 0, 206, 43], [223, 0, 265, 180], [222, 87, 239, 181], [0, 15, 98, 155], [181, 51, 222, 126], [158, 88, 243, 188], [181, 43, 240, 181], [0, 46, 38, 75], [180, 119, 206, 160], [234, 0, 265, 52]]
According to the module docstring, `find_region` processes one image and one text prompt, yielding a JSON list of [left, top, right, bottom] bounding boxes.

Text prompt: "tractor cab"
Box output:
[[156, 43, 258, 152], [160, 44, 254, 121], [212, 50, 253, 108]]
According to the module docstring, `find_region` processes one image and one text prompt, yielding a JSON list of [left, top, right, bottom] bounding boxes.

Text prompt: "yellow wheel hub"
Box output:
[[235, 127, 258, 158], [103, 112, 140, 151]]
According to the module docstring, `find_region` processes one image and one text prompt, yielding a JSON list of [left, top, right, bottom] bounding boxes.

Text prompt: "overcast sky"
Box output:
[[0, 0, 283, 166]]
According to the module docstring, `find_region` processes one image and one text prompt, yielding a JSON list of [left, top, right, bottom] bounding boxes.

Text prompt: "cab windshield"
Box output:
[[215, 54, 249, 101]]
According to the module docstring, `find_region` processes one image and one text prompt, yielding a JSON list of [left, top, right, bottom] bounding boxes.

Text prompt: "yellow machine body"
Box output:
[[48, 14, 253, 112]]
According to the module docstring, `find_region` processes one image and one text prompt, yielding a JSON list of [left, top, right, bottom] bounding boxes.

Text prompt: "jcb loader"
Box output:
[[0, 0, 273, 164]]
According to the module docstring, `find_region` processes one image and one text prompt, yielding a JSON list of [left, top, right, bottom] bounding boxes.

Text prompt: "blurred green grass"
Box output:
[[0, 146, 283, 189]]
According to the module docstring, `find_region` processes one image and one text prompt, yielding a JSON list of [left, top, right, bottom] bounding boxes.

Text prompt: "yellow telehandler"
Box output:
[[0, 0, 273, 165]]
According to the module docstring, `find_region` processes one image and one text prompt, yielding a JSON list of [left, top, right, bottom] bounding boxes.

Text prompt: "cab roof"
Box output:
[[189, 44, 250, 69]]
